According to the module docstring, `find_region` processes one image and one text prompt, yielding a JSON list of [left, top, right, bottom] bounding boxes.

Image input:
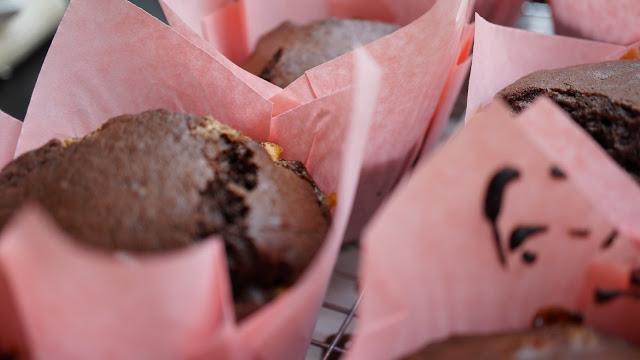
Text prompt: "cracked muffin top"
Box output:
[[499, 60, 640, 181]]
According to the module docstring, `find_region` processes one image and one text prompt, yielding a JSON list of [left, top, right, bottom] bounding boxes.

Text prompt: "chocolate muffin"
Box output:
[[498, 60, 640, 181], [0, 109, 330, 319], [243, 18, 399, 88], [405, 308, 640, 359], [405, 325, 640, 359]]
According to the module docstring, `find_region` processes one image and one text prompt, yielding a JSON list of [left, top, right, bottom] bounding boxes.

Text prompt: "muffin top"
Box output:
[[499, 60, 640, 112], [405, 325, 640, 359], [243, 17, 399, 87], [499, 60, 640, 181], [0, 109, 330, 318]]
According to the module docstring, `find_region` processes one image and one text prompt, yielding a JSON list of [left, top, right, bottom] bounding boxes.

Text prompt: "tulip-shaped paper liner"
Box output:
[[160, 0, 474, 239], [549, 0, 640, 46], [467, 16, 640, 243], [0, 211, 230, 359], [348, 100, 640, 360], [16, 0, 272, 154], [0, 0, 381, 358], [467, 15, 629, 119], [419, 27, 472, 158], [0, 111, 20, 168], [577, 260, 640, 343]]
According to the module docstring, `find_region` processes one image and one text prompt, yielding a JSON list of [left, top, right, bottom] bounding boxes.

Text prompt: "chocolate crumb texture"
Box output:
[[499, 60, 640, 182]]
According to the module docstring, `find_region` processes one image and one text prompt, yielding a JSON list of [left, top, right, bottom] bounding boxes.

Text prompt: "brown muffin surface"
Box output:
[[405, 325, 640, 359], [498, 60, 640, 181], [0, 109, 330, 319], [243, 17, 399, 88]]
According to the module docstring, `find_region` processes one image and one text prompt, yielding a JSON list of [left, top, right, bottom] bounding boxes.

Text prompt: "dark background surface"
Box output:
[[0, 0, 166, 120]]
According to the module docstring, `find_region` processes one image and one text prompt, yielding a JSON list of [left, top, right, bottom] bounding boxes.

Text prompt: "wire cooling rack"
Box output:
[[306, 244, 360, 360], [305, 2, 553, 359]]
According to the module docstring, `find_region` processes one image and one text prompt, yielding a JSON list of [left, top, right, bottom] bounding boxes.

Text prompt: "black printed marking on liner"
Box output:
[[509, 226, 548, 251], [601, 229, 618, 250], [0, 351, 17, 360], [595, 288, 640, 304], [595, 289, 622, 304], [484, 167, 521, 267], [568, 228, 590, 238], [631, 268, 640, 287], [550, 165, 567, 180], [522, 251, 537, 265]]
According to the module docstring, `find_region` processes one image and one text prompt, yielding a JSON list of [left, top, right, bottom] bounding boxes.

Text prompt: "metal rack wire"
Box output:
[[306, 2, 553, 359], [306, 244, 360, 360], [313, 293, 361, 360]]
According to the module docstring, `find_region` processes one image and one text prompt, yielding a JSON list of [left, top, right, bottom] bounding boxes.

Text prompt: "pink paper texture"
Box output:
[[0, 0, 381, 358], [466, 16, 640, 241], [0, 112, 20, 168], [549, 0, 640, 46], [160, 0, 474, 240], [1, 207, 228, 360], [17, 0, 272, 154], [419, 57, 471, 159], [578, 261, 640, 343], [349, 100, 640, 359]]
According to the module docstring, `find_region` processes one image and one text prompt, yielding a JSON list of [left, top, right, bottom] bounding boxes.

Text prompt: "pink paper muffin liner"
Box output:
[[467, 16, 640, 242], [549, 0, 640, 46], [159, 0, 475, 240], [0, 112, 20, 168], [0, 0, 383, 358], [349, 99, 640, 359]]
